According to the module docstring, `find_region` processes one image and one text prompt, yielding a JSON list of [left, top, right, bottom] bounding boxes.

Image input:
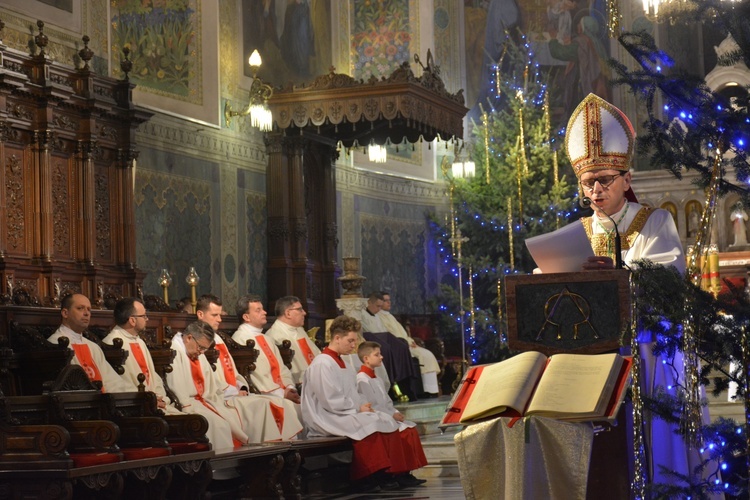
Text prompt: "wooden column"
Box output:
[[32, 130, 53, 263], [287, 136, 309, 306], [265, 133, 293, 311], [78, 140, 96, 267]]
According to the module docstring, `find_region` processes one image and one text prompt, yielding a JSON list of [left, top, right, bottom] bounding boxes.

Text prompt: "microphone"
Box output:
[[581, 196, 623, 270]]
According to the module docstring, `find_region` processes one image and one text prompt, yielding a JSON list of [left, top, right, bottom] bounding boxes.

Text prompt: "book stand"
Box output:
[[450, 270, 632, 499]]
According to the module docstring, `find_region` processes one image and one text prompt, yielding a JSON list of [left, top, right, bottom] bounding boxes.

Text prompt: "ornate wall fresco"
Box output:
[[360, 213, 428, 314], [464, 0, 611, 121], [111, 0, 220, 125], [240, 0, 333, 88], [350, 0, 416, 81], [134, 148, 214, 301]]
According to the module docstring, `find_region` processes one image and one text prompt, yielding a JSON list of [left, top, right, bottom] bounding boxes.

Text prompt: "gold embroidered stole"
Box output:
[[581, 206, 655, 259]]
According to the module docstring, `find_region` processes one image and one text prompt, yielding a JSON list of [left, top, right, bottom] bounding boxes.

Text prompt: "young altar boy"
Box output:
[[356, 341, 421, 436]]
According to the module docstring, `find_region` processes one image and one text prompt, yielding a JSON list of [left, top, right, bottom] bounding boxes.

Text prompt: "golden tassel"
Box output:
[[630, 272, 647, 496], [683, 147, 723, 445], [469, 265, 475, 339], [507, 198, 514, 271], [518, 93, 529, 175], [607, 0, 621, 37], [483, 109, 491, 184], [543, 90, 551, 143], [497, 278, 503, 321], [516, 140, 524, 224]]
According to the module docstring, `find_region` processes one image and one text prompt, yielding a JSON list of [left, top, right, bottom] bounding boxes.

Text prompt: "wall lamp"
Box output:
[[224, 49, 274, 130]]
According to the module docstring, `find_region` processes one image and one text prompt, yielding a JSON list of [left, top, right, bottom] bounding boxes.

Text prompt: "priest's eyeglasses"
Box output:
[[580, 172, 626, 191], [190, 336, 212, 353], [131, 314, 148, 319]]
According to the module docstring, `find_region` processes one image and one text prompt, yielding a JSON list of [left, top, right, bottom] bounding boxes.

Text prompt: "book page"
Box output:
[[460, 351, 547, 422], [526, 353, 622, 418]]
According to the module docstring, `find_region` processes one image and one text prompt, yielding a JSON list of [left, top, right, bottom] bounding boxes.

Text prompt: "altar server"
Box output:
[[302, 315, 427, 488]]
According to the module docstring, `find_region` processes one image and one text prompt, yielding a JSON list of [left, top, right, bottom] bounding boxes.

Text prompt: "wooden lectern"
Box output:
[[504, 269, 632, 498]]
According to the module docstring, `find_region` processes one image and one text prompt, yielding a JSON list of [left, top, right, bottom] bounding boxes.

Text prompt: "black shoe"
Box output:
[[396, 473, 427, 487], [351, 478, 381, 493], [380, 480, 401, 490]]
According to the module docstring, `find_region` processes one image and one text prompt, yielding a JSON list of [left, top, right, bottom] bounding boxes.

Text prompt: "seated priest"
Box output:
[[167, 320, 249, 449], [379, 292, 441, 397], [560, 93, 714, 488], [265, 295, 321, 385], [231, 294, 300, 404], [196, 294, 302, 441], [301, 315, 427, 492], [48, 293, 137, 393], [359, 292, 420, 401], [102, 297, 181, 414]]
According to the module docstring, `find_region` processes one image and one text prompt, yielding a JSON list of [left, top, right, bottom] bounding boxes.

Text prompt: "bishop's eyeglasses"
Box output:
[[580, 172, 626, 191]]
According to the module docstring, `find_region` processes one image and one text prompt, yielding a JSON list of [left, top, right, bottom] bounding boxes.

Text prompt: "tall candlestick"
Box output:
[[158, 268, 172, 305], [185, 266, 200, 313]]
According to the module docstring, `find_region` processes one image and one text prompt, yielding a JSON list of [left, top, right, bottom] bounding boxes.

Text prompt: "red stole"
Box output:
[[71, 344, 104, 390], [359, 365, 377, 379], [129, 342, 151, 386], [255, 335, 284, 387], [215, 343, 238, 387], [297, 338, 315, 365], [189, 357, 206, 397], [269, 401, 285, 434]]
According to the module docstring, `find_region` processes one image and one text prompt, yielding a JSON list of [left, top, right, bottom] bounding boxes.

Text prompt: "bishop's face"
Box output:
[[579, 169, 632, 216]]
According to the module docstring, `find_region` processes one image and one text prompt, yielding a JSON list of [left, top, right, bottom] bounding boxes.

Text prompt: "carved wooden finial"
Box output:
[[120, 46, 132, 81], [78, 35, 93, 71], [34, 20, 48, 57]]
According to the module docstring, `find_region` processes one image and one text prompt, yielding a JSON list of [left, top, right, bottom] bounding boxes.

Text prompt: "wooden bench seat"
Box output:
[[2, 313, 364, 499]]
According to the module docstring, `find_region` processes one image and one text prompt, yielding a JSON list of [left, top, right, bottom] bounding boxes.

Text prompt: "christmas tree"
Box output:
[[432, 1, 750, 493], [431, 40, 578, 365], [589, 1, 750, 495]]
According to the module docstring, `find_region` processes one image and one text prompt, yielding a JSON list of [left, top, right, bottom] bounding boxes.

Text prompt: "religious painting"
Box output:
[[464, 0, 612, 122], [241, 0, 333, 88], [111, 0, 220, 126], [2, 0, 82, 32], [350, 0, 421, 165], [350, 0, 415, 81]]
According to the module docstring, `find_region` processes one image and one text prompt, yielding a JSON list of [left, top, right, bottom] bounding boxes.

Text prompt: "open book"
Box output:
[[442, 351, 631, 425]]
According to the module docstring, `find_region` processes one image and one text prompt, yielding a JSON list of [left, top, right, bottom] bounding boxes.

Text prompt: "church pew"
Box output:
[[1, 309, 368, 498], [1, 365, 215, 499], [277, 339, 295, 370]]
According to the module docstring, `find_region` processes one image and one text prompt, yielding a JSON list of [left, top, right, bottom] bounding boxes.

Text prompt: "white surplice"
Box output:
[[49, 326, 137, 393], [212, 333, 302, 441], [102, 325, 181, 415], [265, 320, 321, 385], [302, 351, 399, 441], [167, 332, 248, 450], [231, 323, 295, 397], [356, 368, 416, 432]]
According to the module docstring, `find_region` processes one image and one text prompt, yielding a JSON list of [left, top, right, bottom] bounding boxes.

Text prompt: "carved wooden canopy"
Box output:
[[268, 53, 468, 147]]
